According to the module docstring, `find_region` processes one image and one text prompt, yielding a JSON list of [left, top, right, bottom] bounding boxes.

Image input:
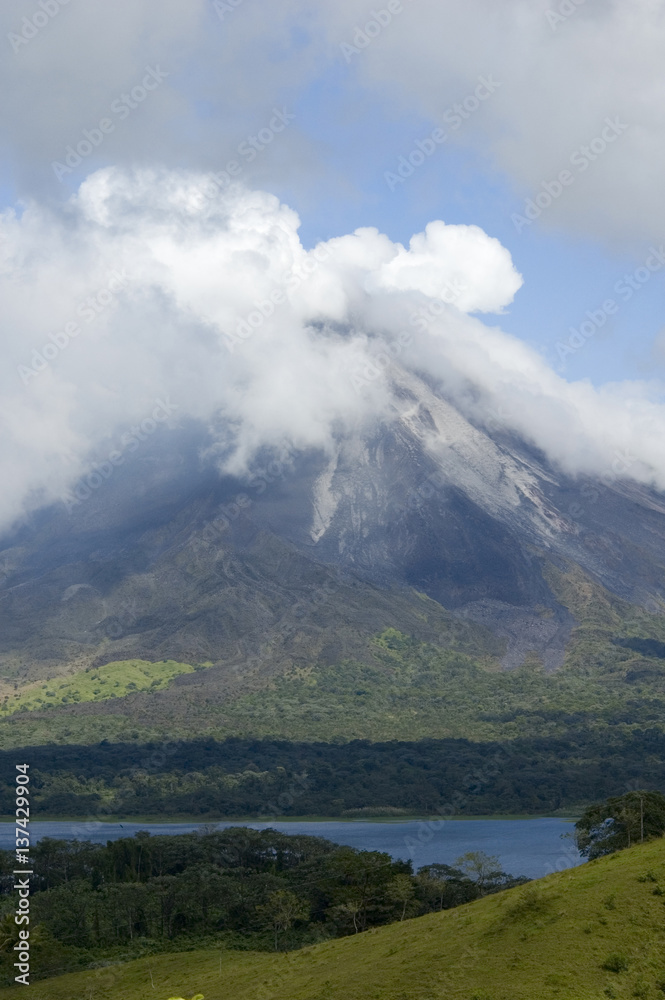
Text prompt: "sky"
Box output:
[[1, 0, 665, 531]]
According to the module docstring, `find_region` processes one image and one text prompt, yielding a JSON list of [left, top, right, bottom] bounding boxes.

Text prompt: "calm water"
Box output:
[[0, 817, 582, 878]]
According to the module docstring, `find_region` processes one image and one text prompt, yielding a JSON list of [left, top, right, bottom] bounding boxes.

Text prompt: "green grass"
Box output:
[[3, 838, 665, 999], [0, 659, 196, 717]]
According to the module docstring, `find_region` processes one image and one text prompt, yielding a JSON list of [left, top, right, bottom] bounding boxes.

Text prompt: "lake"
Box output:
[[0, 816, 582, 878]]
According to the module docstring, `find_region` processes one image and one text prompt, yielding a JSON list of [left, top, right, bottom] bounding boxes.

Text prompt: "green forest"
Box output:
[[3, 566, 665, 753], [2, 727, 663, 820]]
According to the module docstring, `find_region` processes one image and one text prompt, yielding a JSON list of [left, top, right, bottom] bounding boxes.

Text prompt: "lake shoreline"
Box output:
[[0, 812, 580, 824], [0, 816, 583, 878]]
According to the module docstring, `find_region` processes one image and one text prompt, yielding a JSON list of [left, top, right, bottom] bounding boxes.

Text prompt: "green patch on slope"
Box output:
[[0, 659, 196, 717], [3, 838, 665, 1000], [545, 562, 665, 669]]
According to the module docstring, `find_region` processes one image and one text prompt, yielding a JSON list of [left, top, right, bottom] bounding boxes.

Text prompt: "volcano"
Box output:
[[1, 366, 664, 689]]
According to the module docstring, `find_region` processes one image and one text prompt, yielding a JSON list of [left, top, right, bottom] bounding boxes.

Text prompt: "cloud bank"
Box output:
[[3, 0, 665, 247], [1, 167, 665, 534]]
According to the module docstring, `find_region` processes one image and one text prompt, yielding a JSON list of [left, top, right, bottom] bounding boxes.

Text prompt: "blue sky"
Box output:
[[270, 64, 665, 389]]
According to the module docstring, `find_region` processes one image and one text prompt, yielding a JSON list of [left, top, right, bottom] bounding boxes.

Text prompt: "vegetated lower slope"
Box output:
[[1, 566, 664, 819], [0, 547, 507, 749], [3, 838, 665, 1000], [2, 562, 665, 751]]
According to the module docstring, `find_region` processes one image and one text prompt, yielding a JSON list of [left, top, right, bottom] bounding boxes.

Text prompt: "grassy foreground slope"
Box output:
[[4, 839, 665, 1000]]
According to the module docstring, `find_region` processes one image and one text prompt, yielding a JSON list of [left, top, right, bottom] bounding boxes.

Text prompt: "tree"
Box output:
[[575, 790, 665, 859], [257, 890, 308, 950], [329, 900, 363, 933], [455, 852, 503, 896], [0, 914, 20, 953], [415, 863, 479, 910], [322, 847, 411, 932], [386, 874, 416, 921]]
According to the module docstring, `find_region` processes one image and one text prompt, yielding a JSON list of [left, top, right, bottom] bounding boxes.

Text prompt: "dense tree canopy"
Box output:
[[2, 731, 665, 819]]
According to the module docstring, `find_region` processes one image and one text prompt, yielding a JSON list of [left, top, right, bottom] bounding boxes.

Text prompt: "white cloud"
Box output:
[[1, 168, 665, 536], [367, 221, 523, 312]]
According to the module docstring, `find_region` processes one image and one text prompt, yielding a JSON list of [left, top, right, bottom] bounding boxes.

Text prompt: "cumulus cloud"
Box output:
[[0, 166, 518, 528], [366, 221, 523, 312], [1, 167, 665, 536], [406, 308, 665, 490]]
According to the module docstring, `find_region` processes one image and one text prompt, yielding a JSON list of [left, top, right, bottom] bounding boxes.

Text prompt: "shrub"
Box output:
[[602, 953, 629, 973], [505, 886, 552, 921]]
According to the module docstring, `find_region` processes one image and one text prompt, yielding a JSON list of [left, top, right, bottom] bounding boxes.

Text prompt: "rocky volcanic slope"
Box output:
[[1, 369, 664, 685]]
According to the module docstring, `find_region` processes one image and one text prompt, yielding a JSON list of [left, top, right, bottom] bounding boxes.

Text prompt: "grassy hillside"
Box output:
[[3, 838, 665, 1000]]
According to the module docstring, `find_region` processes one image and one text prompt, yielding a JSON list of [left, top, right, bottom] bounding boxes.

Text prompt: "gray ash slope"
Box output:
[[1, 368, 664, 680]]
